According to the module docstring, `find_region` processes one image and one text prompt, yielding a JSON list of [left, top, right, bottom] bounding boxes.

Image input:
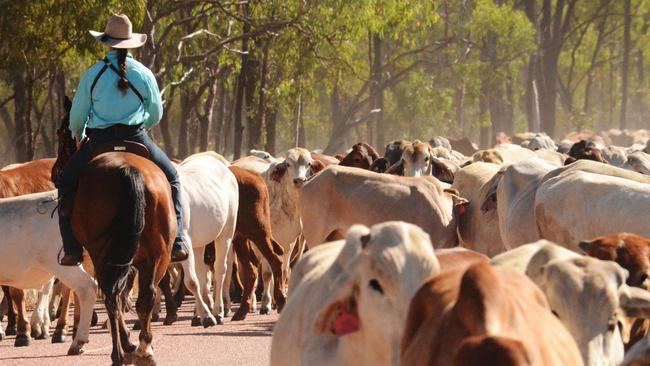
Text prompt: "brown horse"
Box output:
[[55, 108, 175, 366], [0, 158, 57, 345]]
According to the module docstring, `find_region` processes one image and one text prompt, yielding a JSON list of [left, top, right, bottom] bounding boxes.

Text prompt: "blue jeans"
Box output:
[[57, 124, 184, 255]]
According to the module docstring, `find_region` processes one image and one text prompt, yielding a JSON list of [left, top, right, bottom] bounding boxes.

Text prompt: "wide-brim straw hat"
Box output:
[[89, 14, 146, 49]]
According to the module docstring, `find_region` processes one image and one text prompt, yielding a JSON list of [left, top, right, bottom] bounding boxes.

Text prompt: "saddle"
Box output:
[[90, 140, 151, 160]]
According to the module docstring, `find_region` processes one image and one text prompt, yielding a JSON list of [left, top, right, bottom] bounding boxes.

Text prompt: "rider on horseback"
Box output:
[[58, 14, 188, 266]]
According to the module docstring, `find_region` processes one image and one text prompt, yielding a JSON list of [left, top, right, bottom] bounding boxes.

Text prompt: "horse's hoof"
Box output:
[[30, 329, 41, 339], [132, 320, 142, 330], [151, 313, 160, 322], [232, 310, 247, 321], [216, 315, 224, 325], [35, 332, 47, 340], [163, 313, 177, 326], [191, 316, 201, 327], [223, 307, 230, 317], [52, 332, 66, 343], [67, 342, 86, 355], [260, 306, 270, 315], [202, 316, 216, 328], [5, 326, 16, 336], [91, 310, 99, 327], [14, 334, 31, 347]]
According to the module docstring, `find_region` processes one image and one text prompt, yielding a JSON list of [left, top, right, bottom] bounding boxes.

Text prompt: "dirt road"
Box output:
[[0, 300, 277, 365]]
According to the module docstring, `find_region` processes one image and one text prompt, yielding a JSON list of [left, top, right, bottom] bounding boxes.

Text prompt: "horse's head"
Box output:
[[51, 96, 77, 183]]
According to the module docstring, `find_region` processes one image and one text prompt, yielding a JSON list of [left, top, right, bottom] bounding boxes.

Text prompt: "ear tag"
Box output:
[[333, 310, 359, 336], [457, 205, 466, 215]]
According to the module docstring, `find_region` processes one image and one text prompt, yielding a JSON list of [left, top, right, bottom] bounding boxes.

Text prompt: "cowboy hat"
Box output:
[[89, 14, 146, 49]]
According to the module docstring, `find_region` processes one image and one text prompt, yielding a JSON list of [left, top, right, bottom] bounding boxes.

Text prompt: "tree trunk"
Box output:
[[159, 88, 175, 157], [620, 0, 631, 129], [636, 50, 645, 127], [324, 83, 347, 154], [199, 77, 218, 152], [371, 33, 385, 147], [454, 84, 465, 134], [233, 4, 251, 160], [13, 72, 34, 162], [479, 84, 490, 149], [177, 89, 192, 158], [214, 75, 227, 153], [265, 107, 277, 154]]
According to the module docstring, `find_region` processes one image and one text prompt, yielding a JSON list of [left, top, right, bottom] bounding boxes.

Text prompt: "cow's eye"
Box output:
[[608, 318, 618, 332], [369, 279, 384, 295], [424, 156, 430, 162]]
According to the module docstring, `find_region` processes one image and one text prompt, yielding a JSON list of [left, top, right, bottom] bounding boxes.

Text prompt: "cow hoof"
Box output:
[[124, 342, 137, 354], [232, 310, 247, 321], [0, 330, 5, 341], [5, 327, 16, 336], [260, 307, 270, 315], [191, 316, 201, 327], [52, 332, 66, 343], [163, 313, 177, 326], [14, 334, 31, 347], [151, 313, 160, 322], [123, 352, 135, 365], [91, 310, 99, 327], [35, 332, 47, 340], [216, 315, 223, 325], [132, 320, 142, 330], [223, 307, 230, 317], [134, 354, 156, 366], [202, 316, 216, 328], [30, 329, 41, 339]]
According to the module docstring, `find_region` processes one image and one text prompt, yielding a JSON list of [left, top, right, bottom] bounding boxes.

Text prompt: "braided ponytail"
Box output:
[[117, 49, 129, 94]]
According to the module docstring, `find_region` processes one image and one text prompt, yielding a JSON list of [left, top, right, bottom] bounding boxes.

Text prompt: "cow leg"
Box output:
[[9, 287, 31, 347], [211, 238, 232, 325], [249, 231, 286, 313], [49, 280, 64, 320], [232, 237, 260, 321], [222, 247, 234, 317], [53, 285, 72, 343], [188, 245, 216, 327], [2, 286, 17, 336], [259, 261, 274, 314], [30, 280, 53, 340], [179, 237, 214, 327], [159, 271, 178, 325]]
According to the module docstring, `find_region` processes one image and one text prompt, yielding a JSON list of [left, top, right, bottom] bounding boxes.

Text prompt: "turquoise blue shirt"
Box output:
[[69, 51, 163, 140]]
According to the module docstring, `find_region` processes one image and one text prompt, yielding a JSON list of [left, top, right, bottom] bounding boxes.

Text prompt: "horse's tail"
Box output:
[[98, 166, 146, 306]]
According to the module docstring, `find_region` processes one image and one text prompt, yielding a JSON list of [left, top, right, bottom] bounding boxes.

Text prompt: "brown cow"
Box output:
[[566, 139, 606, 165], [228, 166, 286, 320], [580, 233, 650, 349], [400, 261, 583, 366], [338, 142, 379, 169]]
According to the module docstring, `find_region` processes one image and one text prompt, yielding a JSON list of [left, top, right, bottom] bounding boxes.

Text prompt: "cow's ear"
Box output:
[[564, 156, 577, 165], [620, 285, 650, 318], [578, 240, 593, 253], [370, 157, 389, 173], [312, 279, 360, 336], [386, 159, 405, 176], [445, 189, 469, 216], [432, 158, 455, 184], [309, 160, 325, 176], [270, 161, 288, 182]]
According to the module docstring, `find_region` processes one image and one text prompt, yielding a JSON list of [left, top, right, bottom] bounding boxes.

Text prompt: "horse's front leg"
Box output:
[[9, 287, 31, 347], [158, 271, 177, 325]]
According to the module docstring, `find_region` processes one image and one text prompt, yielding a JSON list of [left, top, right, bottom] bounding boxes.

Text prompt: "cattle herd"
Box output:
[[4, 128, 650, 365]]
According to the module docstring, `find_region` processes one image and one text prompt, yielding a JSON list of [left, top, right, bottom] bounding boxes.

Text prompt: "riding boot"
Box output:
[[58, 209, 83, 266], [170, 178, 188, 262]]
